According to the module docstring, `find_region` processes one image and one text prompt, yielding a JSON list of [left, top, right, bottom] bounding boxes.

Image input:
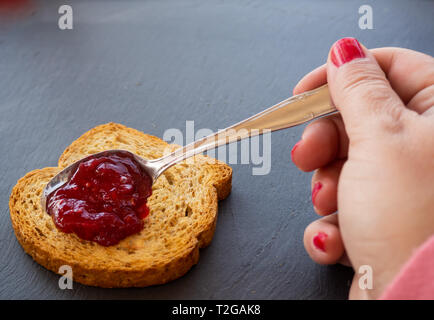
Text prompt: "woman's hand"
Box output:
[[291, 38, 434, 299]]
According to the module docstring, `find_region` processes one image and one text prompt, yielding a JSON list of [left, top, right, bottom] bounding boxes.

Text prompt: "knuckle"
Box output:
[[338, 63, 406, 133], [377, 106, 405, 133], [339, 62, 386, 93]]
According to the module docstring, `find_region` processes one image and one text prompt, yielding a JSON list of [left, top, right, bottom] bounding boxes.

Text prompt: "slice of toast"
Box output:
[[9, 123, 232, 287]]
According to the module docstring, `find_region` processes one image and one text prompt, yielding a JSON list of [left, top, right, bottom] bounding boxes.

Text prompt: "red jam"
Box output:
[[46, 151, 152, 246]]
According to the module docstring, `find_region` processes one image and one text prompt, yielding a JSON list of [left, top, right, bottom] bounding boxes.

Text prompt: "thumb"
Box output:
[[327, 38, 407, 137]]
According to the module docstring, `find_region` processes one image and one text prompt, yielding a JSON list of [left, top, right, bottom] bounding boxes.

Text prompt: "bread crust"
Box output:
[[9, 123, 232, 287]]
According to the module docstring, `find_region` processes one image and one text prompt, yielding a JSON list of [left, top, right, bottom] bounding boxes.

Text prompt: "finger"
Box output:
[[327, 38, 408, 138], [293, 64, 327, 95], [311, 160, 345, 216], [303, 214, 349, 266], [422, 106, 434, 117], [372, 47, 434, 105], [407, 84, 434, 115], [293, 47, 434, 112], [291, 114, 348, 172]]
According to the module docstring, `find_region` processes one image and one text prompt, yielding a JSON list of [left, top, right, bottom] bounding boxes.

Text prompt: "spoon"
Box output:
[[42, 84, 335, 209]]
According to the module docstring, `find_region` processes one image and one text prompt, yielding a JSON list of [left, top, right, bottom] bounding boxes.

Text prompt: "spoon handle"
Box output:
[[153, 84, 336, 178]]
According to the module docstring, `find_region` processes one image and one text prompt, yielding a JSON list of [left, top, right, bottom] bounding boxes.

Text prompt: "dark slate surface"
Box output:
[[0, 0, 433, 300]]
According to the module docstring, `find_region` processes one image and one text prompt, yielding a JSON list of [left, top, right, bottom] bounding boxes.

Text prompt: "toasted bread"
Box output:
[[9, 123, 232, 287]]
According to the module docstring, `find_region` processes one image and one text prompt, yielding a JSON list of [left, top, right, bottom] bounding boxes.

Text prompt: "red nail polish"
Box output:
[[313, 232, 328, 252], [291, 141, 301, 163], [330, 37, 365, 67], [311, 181, 322, 205]]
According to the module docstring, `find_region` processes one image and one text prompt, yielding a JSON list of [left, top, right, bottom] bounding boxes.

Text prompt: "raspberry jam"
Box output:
[[46, 151, 152, 246]]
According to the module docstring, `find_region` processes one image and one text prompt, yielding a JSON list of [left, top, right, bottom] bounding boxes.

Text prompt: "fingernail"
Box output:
[[330, 37, 365, 67], [291, 140, 302, 163], [313, 231, 328, 252], [311, 181, 322, 205]]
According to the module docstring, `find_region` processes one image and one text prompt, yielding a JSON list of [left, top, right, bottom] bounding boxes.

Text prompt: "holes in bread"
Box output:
[[115, 134, 129, 144], [164, 172, 174, 185], [34, 227, 45, 238], [185, 205, 193, 217], [45, 221, 53, 231]]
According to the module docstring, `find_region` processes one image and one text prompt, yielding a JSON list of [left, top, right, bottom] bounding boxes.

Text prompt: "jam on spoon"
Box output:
[[46, 151, 153, 246]]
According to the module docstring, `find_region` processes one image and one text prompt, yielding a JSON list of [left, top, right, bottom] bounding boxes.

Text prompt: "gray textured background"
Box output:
[[1, 0, 433, 300]]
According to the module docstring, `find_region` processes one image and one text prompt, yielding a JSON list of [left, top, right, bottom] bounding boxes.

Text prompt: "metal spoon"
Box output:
[[42, 84, 335, 209]]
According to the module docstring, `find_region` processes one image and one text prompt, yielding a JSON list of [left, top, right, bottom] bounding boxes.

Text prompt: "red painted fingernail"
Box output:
[[311, 181, 322, 205], [313, 232, 328, 252], [330, 37, 365, 67], [291, 141, 301, 163]]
